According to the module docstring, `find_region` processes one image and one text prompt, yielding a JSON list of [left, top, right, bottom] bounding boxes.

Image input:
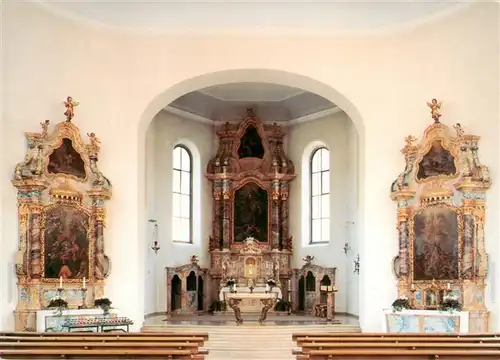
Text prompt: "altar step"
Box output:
[[142, 323, 361, 360]]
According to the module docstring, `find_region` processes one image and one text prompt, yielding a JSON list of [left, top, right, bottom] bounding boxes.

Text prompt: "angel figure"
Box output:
[[302, 255, 315, 266], [87, 132, 101, 154], [190, 255, 199, 265], [453, 123, 465, 137], [427, 98, 442, 123], [64, 96, 79, 121], [404, 135, 417, 147], [40, 120, 50, 138]]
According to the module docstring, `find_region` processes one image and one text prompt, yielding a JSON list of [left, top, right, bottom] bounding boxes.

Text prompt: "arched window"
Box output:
[[172, 145, 192, 243], [310, 147, 330, 244]]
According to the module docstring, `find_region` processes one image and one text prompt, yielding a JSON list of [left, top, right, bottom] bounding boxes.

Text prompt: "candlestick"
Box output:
[[447, 282, 451, 290], [411, 283, 415, 291], [59, 277, 63, 289], [83, 277, 86, 289], [79, 288, 88, 309]]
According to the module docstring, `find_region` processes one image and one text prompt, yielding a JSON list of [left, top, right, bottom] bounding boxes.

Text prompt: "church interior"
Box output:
[[1, 1, 499, 359]]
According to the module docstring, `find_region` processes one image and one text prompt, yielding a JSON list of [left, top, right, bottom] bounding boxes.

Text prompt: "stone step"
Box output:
[[142, 323, 361, 360]]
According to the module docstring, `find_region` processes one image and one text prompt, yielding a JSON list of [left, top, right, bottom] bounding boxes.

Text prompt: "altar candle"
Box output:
[[83, 277, 86, 289], [59, 277, 63, 288], [447, 283, 451, 290], [266, 284, 270, 292], [411, 284, 415, 291]]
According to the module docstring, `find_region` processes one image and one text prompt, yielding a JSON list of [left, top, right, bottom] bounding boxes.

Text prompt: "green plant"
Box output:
[[94, 297, 112, 315], [47, 297, 68, 316], [440, 296, 462, 312], [391, 296, 411, 312]]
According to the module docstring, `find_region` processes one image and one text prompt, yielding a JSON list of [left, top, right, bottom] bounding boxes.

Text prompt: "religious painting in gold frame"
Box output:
[[40, 202, 94, 283], [409, 204, 463, 282]]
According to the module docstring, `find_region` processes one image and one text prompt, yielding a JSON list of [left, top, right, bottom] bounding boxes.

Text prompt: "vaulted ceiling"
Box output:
[[39, 1, 466, 32], [167, 83, 337, 124]]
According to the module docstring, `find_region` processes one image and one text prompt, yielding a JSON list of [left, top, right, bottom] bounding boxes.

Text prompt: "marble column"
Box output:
[[29, 206, 43, 278]]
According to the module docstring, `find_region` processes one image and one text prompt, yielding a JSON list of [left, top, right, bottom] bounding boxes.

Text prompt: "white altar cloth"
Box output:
[[383, 309, 469, 334], [36, 308, 119, 332]]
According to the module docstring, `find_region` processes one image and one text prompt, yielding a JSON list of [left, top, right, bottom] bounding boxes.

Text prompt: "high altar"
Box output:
[[11, 100, 112, 331], [166, 109, 337, 315], [388, 100, 491, 333]]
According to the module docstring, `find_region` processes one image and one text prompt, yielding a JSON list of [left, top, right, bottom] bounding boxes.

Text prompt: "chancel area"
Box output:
[[1, 1, 499, 359]]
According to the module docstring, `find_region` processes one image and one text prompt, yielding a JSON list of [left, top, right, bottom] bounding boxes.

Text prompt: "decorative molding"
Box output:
[[198, 88, 306, 103], [163, 105, 342, 127]]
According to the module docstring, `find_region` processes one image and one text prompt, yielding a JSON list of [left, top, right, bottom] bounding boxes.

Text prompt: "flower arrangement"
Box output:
[[94, 297, 112, 315], [391, 295, 411, 312], [47, 295, 68, 316], [267, 279, 277, 287], [274, 298, 292, 314], [440, 294, 462, 312]]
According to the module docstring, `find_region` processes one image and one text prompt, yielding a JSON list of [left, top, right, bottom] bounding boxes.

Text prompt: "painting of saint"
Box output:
[[417, 140, 456, 180], [238, 126, 265, 159], [233, 183, 268, 242], [43, 205, 90, 279], [48, 138, 86, 179], [413, 207, 459, 281]]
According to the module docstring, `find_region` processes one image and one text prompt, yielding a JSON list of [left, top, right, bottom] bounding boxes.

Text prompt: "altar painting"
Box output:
[[416, 140, 456, 180], [233, 182, 268, 242], [47, 138, 86, 179], [43, 205, 90, 280], [413, 207, 459, 281]]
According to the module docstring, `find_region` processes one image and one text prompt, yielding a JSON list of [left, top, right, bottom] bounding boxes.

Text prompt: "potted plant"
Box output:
[[440, 295, 462, 312], [94, 297, 112, 316], [47, 296, 68, 316], [274, 298, 292, 315], [391, 295, 411, 312]]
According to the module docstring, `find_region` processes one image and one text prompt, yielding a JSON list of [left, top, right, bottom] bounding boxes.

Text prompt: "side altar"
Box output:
[[165, 109, 337, 316], [12, 99, 112, 331], [390, 100, 491, 333]]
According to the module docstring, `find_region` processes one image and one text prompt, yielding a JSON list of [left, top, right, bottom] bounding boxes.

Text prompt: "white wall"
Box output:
[[2, 2, 498, 331], [287, 111, 356, 314], [149, 111, 214, 314]]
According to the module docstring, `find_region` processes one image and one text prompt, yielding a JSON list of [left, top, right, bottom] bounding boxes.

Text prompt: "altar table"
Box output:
[[36, 308, 119, 332], [384, 309, 469, 334], [225, 293, 277, 324], [221, 287, 281, 312]]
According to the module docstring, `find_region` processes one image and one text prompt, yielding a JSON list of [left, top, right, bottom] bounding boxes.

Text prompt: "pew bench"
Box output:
[[293, 332, 500, 359], [0, 332, 209, 359]]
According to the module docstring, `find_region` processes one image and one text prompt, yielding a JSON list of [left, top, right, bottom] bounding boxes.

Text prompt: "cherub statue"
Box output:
[[64, 96, 79, 121], [302, 255, 315, 266], [427, 98, 442, 123], [190, 255, 199, 265], [453, 123, 465, 137], [40, 120, 50, 138], [87, 132, 101, 154], [404, 135, 417, 147]]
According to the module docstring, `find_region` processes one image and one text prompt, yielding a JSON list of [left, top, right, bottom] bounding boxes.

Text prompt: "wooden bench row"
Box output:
[[293, 333, 500, 359], [0, 332, 209, 359]]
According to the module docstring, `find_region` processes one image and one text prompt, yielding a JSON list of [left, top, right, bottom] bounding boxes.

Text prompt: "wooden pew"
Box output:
[[0, 332, 209, 359], [293, 332, 500, 359]]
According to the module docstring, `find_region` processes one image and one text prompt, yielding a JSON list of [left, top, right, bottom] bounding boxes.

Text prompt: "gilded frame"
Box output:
[[40, 202, 95, 284], [231, 177, 272, 245], [409, 202, 464, 285], [43, 122, 91, 183]]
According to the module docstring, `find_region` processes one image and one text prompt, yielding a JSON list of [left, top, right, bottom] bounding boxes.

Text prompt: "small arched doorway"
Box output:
[[197, 275, 204, 311], [320, 275, 331, 304], [171, 275, 182, 312], [298, 276, 305, 312]]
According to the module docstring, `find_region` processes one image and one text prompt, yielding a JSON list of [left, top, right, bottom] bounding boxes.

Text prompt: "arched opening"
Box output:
[[298, 276, 305, 312], [138, 68, 364, 327], [170, 275, 182, 312], [186, 271, 197, 292], [197, 275, 204, 311], [320, 275, 332, 304]]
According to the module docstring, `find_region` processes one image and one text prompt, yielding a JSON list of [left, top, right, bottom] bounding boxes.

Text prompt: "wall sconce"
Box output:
[[344, 221, 354, 255], [149, 219, 160, 254], [343, 242, 351, 254], [353, 254, 360, 275]]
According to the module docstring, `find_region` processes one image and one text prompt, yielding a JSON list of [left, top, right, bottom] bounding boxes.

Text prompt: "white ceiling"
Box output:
[[168, 82, 336, 124], [200, 83, 304, 102], [38, 1, 468, 32]]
